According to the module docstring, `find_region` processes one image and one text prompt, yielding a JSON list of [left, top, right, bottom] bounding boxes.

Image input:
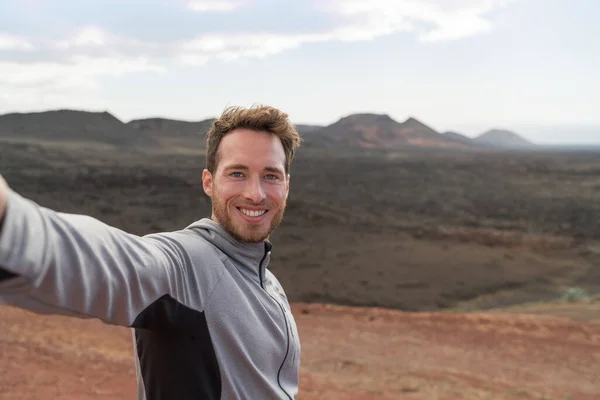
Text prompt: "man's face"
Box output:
[[202, 128, 290, 243]]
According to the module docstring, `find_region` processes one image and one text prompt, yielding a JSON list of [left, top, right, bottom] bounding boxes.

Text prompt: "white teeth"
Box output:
[[239, 208, 267, 217]]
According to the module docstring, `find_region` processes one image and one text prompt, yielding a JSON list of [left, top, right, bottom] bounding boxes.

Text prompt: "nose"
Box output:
[[243, 176, 266, 204]]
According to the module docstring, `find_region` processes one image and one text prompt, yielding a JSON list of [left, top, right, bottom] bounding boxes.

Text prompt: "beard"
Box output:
[[211, 189, 286, 244]]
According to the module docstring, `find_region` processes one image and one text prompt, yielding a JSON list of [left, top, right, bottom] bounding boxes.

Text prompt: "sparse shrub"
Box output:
[[560, 287, 589, 303]]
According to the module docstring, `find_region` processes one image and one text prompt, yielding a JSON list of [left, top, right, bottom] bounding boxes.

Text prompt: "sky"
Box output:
[[0, 0, 598, 144]]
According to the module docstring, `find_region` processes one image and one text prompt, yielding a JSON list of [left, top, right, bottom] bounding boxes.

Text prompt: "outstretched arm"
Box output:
[[0, 179, 189, 327]]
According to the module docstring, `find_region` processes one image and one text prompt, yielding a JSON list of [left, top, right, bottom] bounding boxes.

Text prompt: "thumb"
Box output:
[[0, 175, 8, 221]]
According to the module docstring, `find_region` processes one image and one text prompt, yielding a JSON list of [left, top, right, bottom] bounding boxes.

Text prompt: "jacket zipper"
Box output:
[[259, 251, 293, 400]]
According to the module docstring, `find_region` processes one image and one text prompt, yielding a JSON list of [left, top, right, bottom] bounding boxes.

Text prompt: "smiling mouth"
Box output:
[[237, 207, 268, 218]]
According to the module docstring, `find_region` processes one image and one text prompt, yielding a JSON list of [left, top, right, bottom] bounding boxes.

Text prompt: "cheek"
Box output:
[[214, 181, 243, 201], [266, 184, 288, 203]]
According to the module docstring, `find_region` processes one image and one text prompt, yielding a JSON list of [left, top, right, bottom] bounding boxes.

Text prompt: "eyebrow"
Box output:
[[264, 166, 285, 174], [224, 164, 284, 174], [223, 164, 249, 171]]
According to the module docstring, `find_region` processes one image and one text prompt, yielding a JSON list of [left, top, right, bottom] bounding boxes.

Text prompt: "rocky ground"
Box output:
[[1, 300, 599, 400], [2, 141, 600, 311]]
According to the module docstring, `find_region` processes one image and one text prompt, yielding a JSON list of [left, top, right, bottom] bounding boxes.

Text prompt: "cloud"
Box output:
[[0, 56, 165, 92], [0, 26, 165, 107], [52, 26, 155, 55], [0, 0, 518, 102], [175, 0, 518, 64], [186, 0, 244, 12], [327, 0, 517, 42], [54, 26, 110, 48], [176, 26, 402, 65], [0, 33, 35, 51], [179, 32, 327, 63]]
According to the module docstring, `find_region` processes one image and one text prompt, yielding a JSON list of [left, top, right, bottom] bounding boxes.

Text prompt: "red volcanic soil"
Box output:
[[1, 302, 599, 400]]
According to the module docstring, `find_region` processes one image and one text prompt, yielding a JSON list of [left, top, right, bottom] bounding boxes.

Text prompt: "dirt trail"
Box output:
[[1, 303, 599, 400]]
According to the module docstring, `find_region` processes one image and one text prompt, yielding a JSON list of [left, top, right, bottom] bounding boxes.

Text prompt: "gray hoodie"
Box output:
[[0, 188, 301, 399]]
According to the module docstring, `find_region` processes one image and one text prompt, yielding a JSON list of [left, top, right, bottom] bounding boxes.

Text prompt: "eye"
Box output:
[[265, 174, 279, 180], [231, 172, 244, 178]]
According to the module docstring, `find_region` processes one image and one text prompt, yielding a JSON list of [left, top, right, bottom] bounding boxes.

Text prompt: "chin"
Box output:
[[226, 220, 266, 243], [235, 230, 269, 243], [239, 226, 271, 243]]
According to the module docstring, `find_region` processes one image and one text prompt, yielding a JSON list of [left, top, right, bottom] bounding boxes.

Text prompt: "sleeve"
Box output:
[[0, 188, 190, 327]]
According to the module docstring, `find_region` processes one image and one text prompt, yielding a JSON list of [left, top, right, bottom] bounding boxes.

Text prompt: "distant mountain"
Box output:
[[293, 124, 336, 149], [442, 131, 473, 143], [0, 108, 542, 153], [126, 120, 327, 151], [473, 129, 533, 148], [127, 117, 214, 150], [314, 113, 473, 150], [0, 110, 154, 148], [294, 124, 323, 134]]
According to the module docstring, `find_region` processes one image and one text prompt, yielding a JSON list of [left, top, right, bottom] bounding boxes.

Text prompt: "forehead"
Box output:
[[217, 128, 286, 170]]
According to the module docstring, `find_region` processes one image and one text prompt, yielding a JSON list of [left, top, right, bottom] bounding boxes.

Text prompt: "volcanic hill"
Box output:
[[0, 110, 153, 148], [474, 129, 534, 148], [312, 113, 474, 150]]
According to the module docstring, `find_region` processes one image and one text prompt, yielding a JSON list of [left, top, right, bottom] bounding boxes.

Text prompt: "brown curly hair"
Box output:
[[205, 104, 302, 174]]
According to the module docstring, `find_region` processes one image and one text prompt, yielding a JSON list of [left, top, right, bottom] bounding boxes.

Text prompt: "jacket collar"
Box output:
[[186, 218, 272, 281]]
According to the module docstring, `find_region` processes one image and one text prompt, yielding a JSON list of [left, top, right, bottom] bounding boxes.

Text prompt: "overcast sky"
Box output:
[[0, 0, 598, 144]]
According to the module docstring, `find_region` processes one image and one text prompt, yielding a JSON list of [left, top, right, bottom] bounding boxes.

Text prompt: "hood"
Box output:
[[186, 218, 272, 283]]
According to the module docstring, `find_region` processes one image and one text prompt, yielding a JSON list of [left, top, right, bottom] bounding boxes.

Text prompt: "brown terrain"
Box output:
[[1, 110, 600, 399], [2, 300, 599, 400]]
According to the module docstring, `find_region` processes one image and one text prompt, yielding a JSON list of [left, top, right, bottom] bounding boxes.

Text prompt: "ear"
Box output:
[[202, 169, 213, 197], [285, 174, 290, 199]]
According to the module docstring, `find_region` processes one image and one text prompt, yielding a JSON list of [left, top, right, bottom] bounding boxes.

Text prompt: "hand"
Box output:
[[0, 175, 8, 225]]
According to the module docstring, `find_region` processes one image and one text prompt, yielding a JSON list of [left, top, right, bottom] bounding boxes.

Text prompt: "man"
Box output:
[[0, 105, 303, 400]]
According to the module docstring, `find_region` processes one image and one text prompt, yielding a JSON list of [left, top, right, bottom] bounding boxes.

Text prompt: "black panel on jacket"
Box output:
[[132, 294, 221, 400], [0, 267, 18, 282], [0, 212, 15, 282]]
